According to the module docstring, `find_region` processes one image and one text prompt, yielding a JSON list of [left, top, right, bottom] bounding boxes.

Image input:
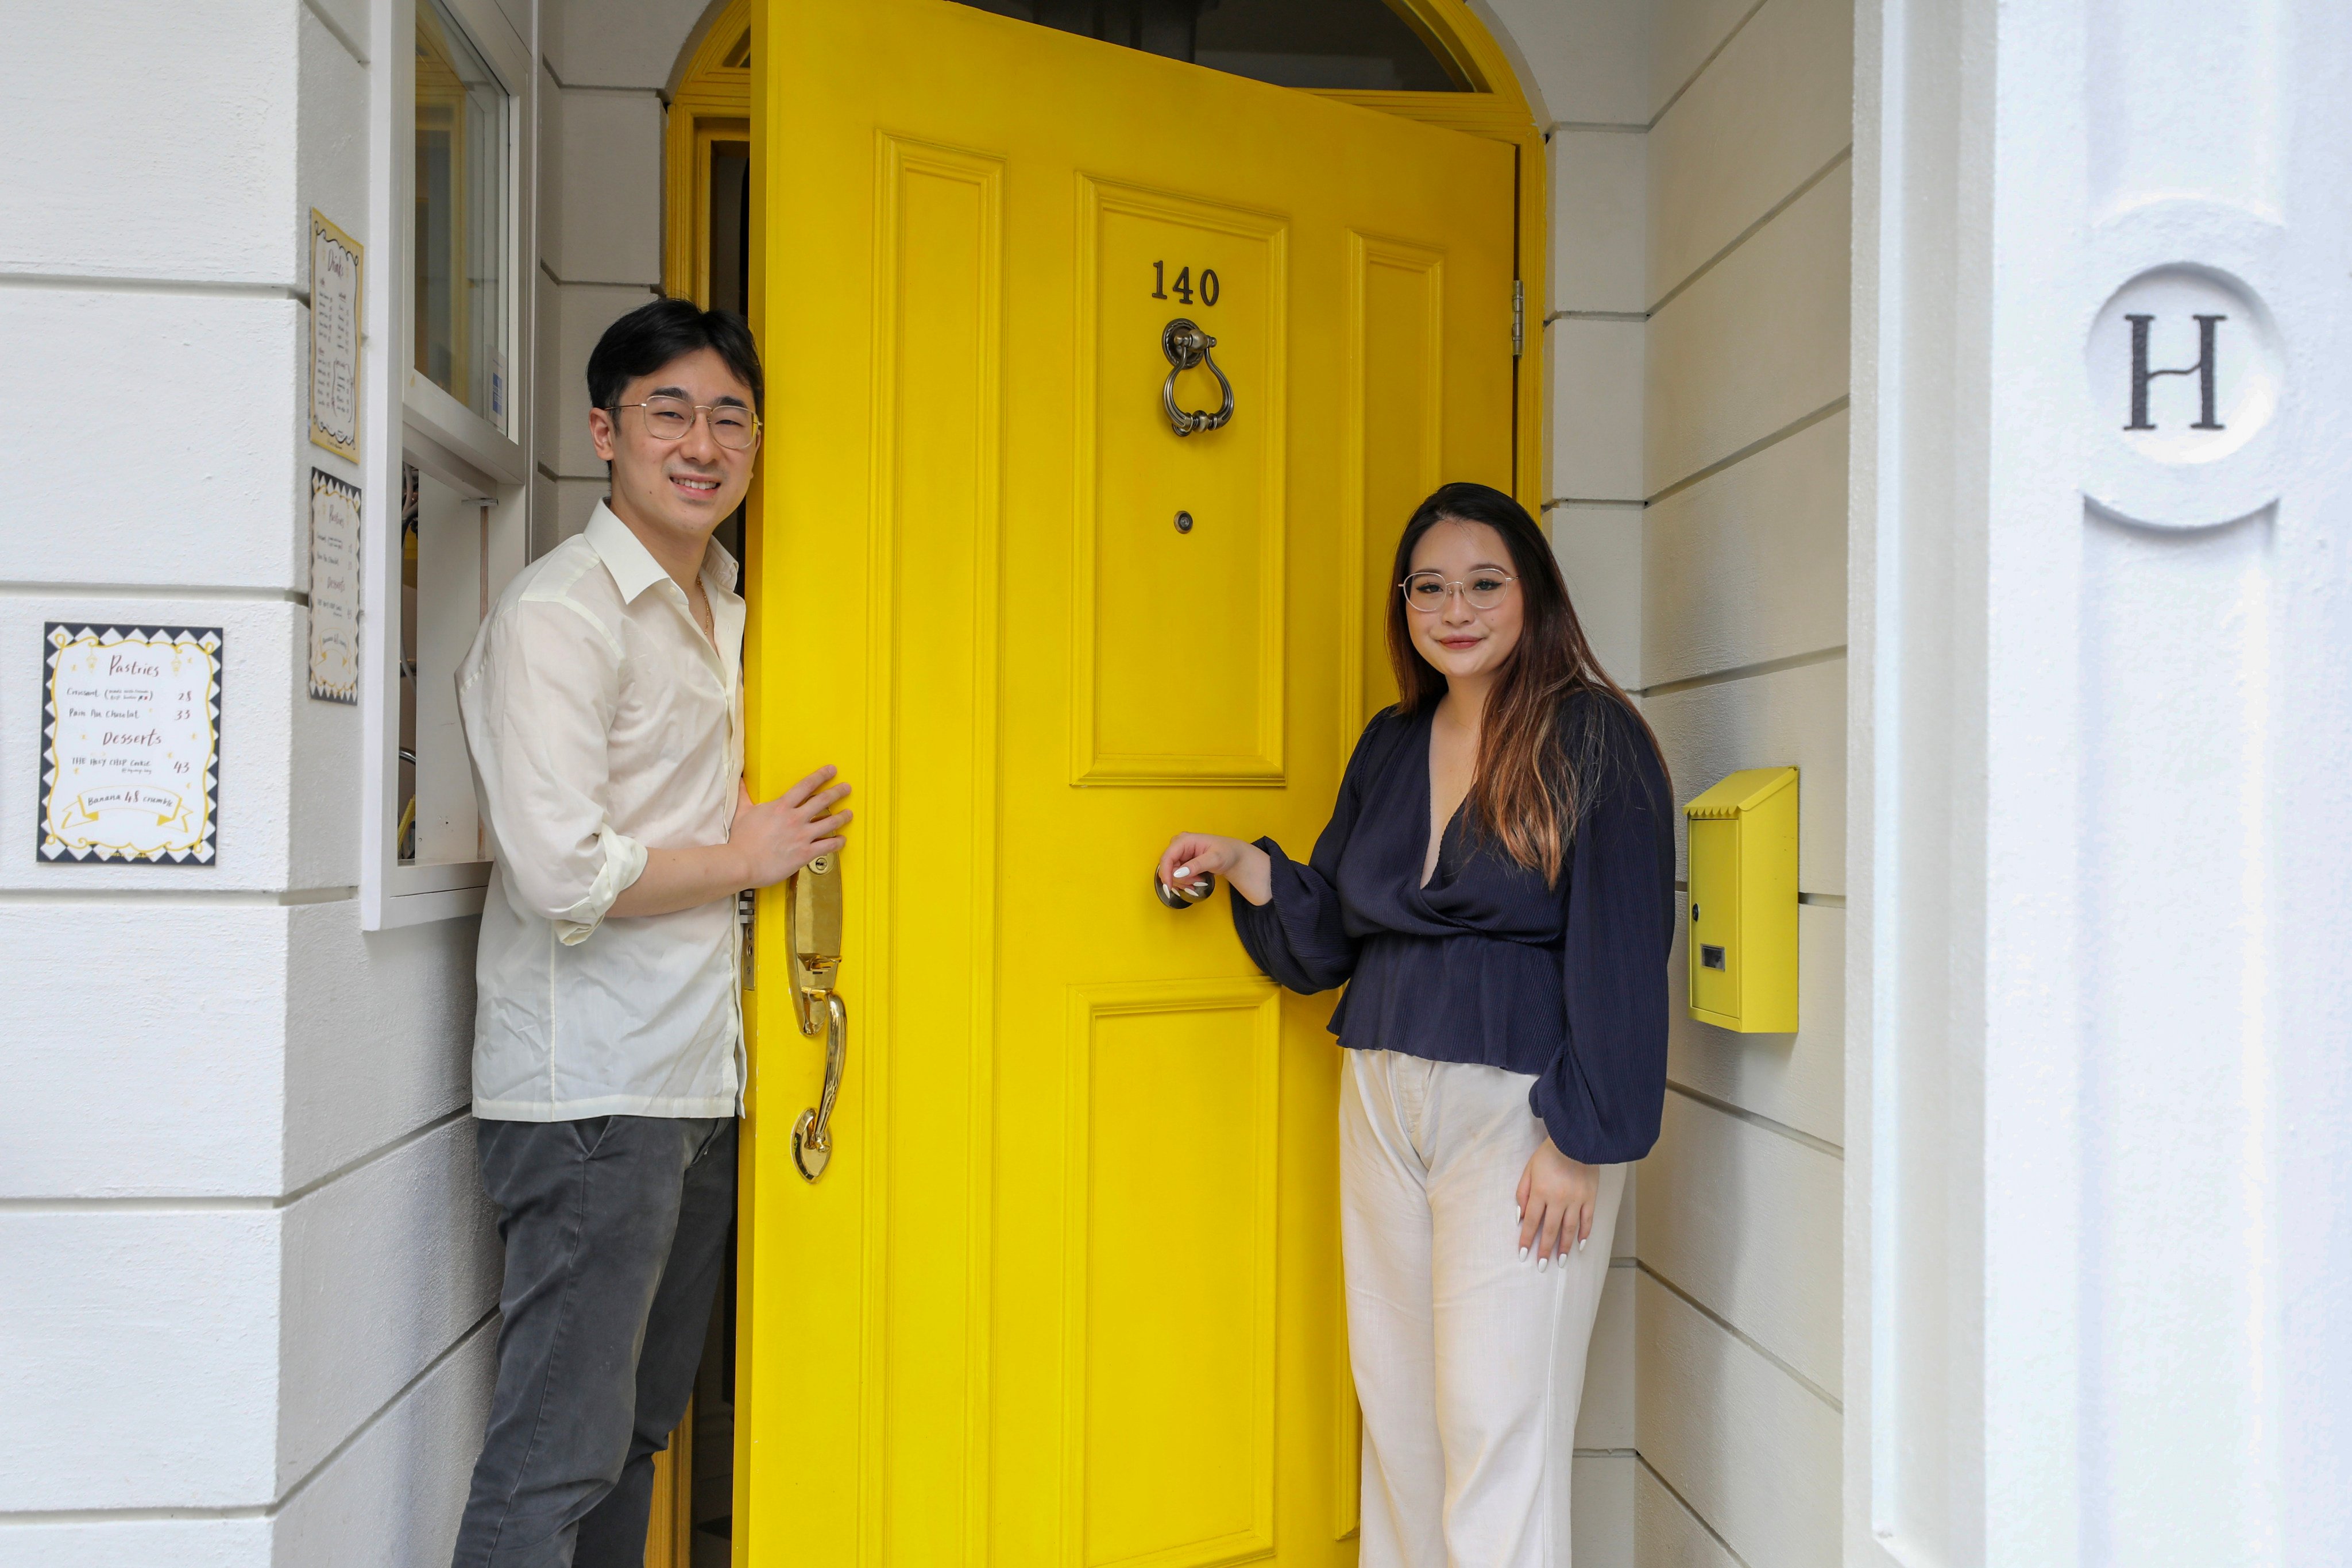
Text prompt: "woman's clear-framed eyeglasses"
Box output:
[[1399, 569, 1517, 613], [612, 395, 762, 451]]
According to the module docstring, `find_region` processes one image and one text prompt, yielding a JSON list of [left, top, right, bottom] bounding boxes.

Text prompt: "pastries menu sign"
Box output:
[[309, 208, 362, 461], [40, 625, 223, 866]]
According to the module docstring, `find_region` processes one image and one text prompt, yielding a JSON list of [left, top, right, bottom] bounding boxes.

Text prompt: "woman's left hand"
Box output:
[[1515, 1137, 1599, 1269]]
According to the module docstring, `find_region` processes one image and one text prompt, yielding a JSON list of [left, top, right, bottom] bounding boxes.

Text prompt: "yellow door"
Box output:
[[741, 3, 1516, 1562]]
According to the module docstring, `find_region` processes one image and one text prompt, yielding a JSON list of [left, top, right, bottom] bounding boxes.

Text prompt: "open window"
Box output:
[[362, 0, 534, 929]]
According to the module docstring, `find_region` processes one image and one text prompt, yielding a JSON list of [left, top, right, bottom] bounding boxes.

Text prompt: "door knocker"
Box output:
[[1161, 318, 1235, 437]]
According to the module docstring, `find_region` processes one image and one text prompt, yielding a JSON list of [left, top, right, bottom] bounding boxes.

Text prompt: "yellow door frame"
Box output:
[[659, 5, 1547, 1562]]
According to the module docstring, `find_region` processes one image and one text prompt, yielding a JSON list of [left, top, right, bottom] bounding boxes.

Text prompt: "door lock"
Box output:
[[1161, 318, 1235, 437], [787, 851, 847, 1181]]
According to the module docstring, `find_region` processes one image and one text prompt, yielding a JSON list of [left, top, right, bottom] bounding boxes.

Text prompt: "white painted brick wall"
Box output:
[[0, 0, 531, 1557]]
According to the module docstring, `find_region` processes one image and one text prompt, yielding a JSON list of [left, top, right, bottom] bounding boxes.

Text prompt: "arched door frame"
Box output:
[[664, 0, 753, 308]]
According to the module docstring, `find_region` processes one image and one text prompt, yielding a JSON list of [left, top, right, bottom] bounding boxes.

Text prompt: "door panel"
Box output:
[[745, 4, 1515, 1563], [1071, 980, 1283, 1568], [1077, 183, 1287, 785], [1347, 235, 1447, 729]]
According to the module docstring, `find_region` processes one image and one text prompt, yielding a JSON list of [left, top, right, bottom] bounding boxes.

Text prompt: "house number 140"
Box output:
[[1152, 261, 1221, 307]]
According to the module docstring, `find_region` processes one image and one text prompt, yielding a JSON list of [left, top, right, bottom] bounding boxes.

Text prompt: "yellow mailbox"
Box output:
[[1683, 766, 1799, 1033]]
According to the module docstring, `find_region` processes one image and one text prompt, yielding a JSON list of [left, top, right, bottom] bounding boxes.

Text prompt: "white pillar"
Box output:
[[1852, 0, 2352, 1561]]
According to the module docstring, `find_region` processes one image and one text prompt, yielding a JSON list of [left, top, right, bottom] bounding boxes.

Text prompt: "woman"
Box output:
[[1155, 482, 1674, 1567]]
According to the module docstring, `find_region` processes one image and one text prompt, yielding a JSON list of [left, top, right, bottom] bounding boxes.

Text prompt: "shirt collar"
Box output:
[[584, 500, 740, 601]]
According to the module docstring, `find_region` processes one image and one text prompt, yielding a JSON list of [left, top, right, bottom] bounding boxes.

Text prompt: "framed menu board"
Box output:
[[39, 625, 224, 866], [309, 208, 363, 461]]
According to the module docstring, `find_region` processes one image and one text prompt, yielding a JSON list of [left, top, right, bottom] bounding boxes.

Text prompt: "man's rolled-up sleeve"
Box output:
[[458, 596, 645, 944]]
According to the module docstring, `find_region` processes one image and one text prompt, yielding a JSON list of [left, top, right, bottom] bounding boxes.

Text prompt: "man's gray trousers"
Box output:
[[450, 1114, 736, 1568]]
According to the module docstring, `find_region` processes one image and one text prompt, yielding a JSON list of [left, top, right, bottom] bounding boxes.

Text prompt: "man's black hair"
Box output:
[[585, 296, 763, 414]]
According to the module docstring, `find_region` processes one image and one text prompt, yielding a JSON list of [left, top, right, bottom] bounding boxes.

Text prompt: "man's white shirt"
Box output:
[[457, 501, 747, 1120]]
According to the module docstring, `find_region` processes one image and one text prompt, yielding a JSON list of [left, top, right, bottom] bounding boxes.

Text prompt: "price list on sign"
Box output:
[[309, 208, 363, 461], [40, 625, 223, 865]]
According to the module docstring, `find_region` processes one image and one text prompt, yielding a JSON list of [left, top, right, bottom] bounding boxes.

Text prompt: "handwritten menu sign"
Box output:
[[309, 208, 363, 461], [40, 625, 223, 866], [309, 470, 362, 702]]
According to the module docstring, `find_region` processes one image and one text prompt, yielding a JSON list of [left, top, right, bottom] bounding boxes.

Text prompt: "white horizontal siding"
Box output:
[[1635, 1273, 1838, 1568], [1477, 0, 1651, 125], [1640, 1092, 1841, 1397], [0, 1318, 498, 1568], [1641, 654, 1848, 894], [1646, 0, 1853, 307], [1550, 129, 1648, 313], [549, 89, 664, 286], [281, 902, 476, 1191], [0, 293, 303, 592], [0, 1516, 263, 1568], [1550, 318, 1648, 503], [1632, 1459, 1741, 1568], [0, 6, 299, 283], [1643, 168, 1850, 495], [296, 6, 370, 250], [1575, 1263, 1640, 1449], [1667, 902, 1845, 1146], [1574, 1454, 1637, 1565], [1554, 503, 1646, 689], [0, 905, 288, 1198], [1643, 408, 1848, 688], [0, 1209, 280, 1509], [1647, 0, 1759, 122], [544, 0, 707, 91], [275, 1315, 499, 1568], [276, 1118, 501, 1489]]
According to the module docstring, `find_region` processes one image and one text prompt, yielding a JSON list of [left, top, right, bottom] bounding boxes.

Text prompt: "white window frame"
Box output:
[[361, 0, 538, 929]]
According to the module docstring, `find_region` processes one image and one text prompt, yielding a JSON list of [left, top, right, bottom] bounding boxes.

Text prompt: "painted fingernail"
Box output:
[[1578, 1237, 1587, 1252], [1538, 1255, 1550, 1273], [1173, 865, 1191, 878], [1518, 1246, 1528, 1262]]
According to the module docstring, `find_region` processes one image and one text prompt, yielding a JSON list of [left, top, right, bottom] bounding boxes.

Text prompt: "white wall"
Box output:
[[532, 0, 715, 553], [1852, 0, 2352, 1561], [0, 1, 712, 1561], [0, 4, 503, 1563], [1502, 0, 1853, 1561]]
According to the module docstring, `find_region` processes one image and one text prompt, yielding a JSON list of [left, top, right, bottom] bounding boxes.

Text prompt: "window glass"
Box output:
[[953, 0, 1467, 92], [414, 0, 512, 427]]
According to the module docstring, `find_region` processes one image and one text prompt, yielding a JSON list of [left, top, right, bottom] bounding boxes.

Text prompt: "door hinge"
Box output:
[[738, 888, 756, 989], [1512, 279, 1524, 358]]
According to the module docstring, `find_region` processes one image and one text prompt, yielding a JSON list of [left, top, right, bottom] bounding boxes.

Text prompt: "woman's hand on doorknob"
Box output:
[[733, 766, 853, 888], [1156, 832, 1272, 907]]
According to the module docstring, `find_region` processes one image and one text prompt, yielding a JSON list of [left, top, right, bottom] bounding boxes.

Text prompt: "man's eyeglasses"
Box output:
[[612, 396, 762, 451], [1399, 570, 1517, 612]]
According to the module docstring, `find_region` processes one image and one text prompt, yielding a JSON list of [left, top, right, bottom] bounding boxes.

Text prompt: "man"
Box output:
[[450, 298, 849, 1567]]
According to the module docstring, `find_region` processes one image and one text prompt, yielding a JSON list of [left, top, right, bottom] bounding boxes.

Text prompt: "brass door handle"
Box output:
[[791, 992, 846, 1181], [786, 852, 846, 1182], [1161, 318, 1234, 437]]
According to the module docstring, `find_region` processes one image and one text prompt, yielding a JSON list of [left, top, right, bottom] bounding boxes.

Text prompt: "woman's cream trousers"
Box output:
[[1341, 1049, 1627, 1568]]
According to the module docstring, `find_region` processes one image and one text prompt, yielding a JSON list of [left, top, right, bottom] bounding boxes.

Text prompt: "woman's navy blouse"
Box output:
[[1230, 691, 1675, 1163]]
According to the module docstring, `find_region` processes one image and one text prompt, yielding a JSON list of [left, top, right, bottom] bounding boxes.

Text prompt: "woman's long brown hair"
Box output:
[[1385, 482, 1666, 883]]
